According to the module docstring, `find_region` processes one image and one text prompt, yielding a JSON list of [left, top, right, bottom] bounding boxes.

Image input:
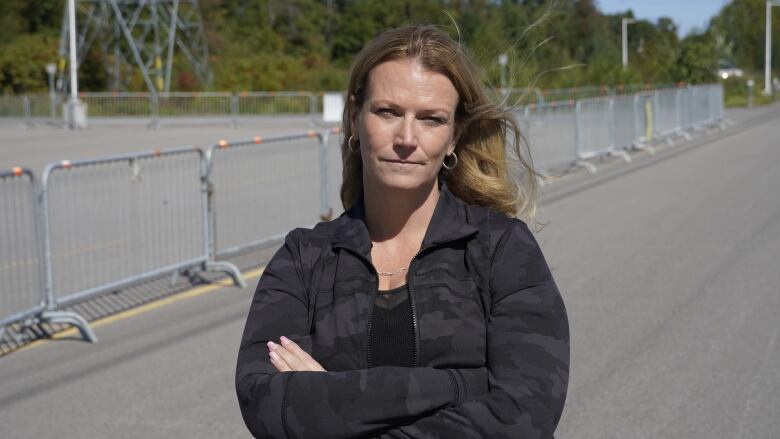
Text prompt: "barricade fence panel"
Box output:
[[157, 92, 233, 117], [654, 88, 679, 137], [517, 102, 578, 170], [677, 88, 694, 131], [0, 95, 26, 118], [692, 86, 711, 127], [612, 95, 637, 149], [80, 93, 152, 118], [576, 98, 612, 159], [208, 134, 322, 257], [43, 149, 206, 305], [237, 92, 315, 115], [0, 169, 45, 327]]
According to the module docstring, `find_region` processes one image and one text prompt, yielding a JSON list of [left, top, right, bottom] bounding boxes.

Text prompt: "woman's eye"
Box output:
[[377, 108, 395, 117], [423, 117, 445, 126]]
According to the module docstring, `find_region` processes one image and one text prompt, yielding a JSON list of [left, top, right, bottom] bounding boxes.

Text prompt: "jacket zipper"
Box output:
[[407, 248, 423, 367]]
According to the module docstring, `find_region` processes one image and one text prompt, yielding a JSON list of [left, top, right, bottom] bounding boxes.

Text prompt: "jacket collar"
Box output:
[[332, 180, 479, 257]]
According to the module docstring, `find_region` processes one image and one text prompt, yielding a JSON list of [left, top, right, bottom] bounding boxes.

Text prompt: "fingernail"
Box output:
[[269, 351, 278, 360], [267, 341, 277, 350], [280, 336, 291, 345]]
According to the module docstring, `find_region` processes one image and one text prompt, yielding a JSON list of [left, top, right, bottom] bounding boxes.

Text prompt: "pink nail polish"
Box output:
[[267, 341, 276, 349], [280, 336, 290, 345], [269, 351, 277, 359]]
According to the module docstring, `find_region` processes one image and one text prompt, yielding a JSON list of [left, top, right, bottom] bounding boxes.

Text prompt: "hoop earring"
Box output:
[[347, 135, 360, 154], [442, 151, 458, 170]]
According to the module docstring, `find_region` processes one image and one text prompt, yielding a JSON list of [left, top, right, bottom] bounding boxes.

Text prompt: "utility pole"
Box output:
[[622, 18, 637, 70], [765, 1, 780, 95]]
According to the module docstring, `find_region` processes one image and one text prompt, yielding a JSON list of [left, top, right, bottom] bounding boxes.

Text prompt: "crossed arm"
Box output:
[[235, 227, 570, 439]]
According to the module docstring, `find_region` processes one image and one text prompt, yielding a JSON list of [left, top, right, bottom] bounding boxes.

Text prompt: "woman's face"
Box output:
[[355, 58, 459, 192]]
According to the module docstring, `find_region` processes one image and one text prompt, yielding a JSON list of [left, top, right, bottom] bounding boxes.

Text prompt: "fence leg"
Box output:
[[40, 310, 98, 342], [318, 130, 333, 221], [203, 261, 246, 288]]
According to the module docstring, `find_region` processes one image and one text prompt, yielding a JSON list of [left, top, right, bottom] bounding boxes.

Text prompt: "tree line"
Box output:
[[1, 0, 778, 94]]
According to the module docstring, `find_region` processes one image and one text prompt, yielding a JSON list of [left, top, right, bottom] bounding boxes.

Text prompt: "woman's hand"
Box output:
[[267, 336, 327, 372]]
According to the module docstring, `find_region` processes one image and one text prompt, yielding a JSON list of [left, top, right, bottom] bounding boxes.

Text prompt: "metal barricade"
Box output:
[[237, 92, 316, 115], [40, 148, 244, 312], [654, 88, 679, 138], [205, 132, 331, 258], [79, 92, 153, 118], [1, 167, 96, 342], [518, 101, 578, 171], [576, 98, 612, 160], [676, 87, 694, 133], [691, 85, 707, 127], [157, 92, 233, 118], [712, 84, 725, 121], [612, 95, 638, 150], [0, 168, 46, 331]]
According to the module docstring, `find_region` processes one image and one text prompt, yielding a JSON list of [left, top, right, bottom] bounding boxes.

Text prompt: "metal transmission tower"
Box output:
[[56, 0, 212, 94]]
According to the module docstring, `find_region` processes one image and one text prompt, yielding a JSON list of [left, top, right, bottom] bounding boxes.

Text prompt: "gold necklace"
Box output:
[[375, 266, 409, 277]]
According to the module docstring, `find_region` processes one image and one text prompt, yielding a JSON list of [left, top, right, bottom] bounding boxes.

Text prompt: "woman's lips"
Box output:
[[383, 159, 422, 165]]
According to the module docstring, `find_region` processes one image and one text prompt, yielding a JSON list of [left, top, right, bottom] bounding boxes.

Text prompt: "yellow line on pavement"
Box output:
[[12, 266, 265, 355]]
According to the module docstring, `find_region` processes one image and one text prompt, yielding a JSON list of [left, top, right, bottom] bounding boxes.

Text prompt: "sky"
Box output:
[[597, 0, 732, 37]]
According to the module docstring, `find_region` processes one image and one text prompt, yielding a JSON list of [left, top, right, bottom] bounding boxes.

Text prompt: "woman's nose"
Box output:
[[394, 114, 417, 148]]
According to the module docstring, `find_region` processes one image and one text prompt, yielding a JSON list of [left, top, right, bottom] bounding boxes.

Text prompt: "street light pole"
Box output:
[[498, 53, 508, 96], [764, 1, 780, 95], [622, 18, 637, 70], [64, 0, 89, 128], [46, 63, 56, 119]]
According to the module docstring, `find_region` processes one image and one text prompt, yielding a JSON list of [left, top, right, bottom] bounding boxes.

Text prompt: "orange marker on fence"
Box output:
[[12, 167, 23, 176], [253, 136, 262, 144], [218, 140, 229, 149]]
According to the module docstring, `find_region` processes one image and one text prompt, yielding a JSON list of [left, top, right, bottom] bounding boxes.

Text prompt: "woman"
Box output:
[[236, 25, 569, 438]]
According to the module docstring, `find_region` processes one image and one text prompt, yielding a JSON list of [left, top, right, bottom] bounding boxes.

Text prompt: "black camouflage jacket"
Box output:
[[236, 182, 570, 438]]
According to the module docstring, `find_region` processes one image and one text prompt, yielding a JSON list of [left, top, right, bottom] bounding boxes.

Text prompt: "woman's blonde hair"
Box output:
[[341, 25, 538, 222]]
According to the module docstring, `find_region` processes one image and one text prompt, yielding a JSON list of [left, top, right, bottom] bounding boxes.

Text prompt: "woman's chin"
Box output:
[[375, 174, 435, 192]]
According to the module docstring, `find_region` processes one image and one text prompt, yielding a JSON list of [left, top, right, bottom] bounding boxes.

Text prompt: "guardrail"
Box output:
[[0, 84, 724, 347]]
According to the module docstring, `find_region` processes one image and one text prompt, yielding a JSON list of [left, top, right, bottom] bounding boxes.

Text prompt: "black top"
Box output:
[[367, 284, 415, 368]]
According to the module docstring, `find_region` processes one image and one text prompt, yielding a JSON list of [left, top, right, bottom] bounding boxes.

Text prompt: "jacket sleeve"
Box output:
[[375, 221, 570, 439], [235, 229, 488, 439]]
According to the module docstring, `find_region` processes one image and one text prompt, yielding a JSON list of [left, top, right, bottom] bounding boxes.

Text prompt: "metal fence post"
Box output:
[[231, 93, 239, 128], [23, 95, 33, 127], [149, 93, 160, 129], [318, 129, 333, 221], [575, 100, 583, 159], [608, 97, 616, 149], [309, 93, 316, 116]]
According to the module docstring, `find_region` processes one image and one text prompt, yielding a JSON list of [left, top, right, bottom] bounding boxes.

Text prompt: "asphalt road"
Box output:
[[1, 105, 779, 438]]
